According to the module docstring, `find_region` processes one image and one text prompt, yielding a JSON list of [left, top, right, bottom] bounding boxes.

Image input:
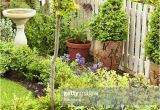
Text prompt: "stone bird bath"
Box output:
[[3, 8, 36, 45]]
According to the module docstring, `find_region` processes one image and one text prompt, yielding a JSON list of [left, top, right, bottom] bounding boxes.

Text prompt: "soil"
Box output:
[[3, 71, 46, 97]]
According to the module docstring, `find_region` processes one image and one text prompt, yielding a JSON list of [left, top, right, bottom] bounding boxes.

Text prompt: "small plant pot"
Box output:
[[66, 39, 91, 60], [92, 40, 123, 70], [149, 62, 160, 86]]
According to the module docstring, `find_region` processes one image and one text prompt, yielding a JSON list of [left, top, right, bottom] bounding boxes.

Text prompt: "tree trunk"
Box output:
[[50, 0, 61, 109], [50, 16, 61, 110]]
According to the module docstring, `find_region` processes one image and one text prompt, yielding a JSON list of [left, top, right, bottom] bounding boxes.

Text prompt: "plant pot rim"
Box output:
[[67, 39, 91, 49]]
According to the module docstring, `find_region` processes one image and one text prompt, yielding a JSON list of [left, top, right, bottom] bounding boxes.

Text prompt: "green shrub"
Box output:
[[0, 41, 75, 84], [144, 8, 160, 64], [131, 0, 160, 6], [0, 41, 38, 78], [25, 13, 55, 55], [0, 19, 15, 42], [28, 57, 75, 86], [90, 0, 128, 41], [25, 0, 40, 10], [9, 1, 30, 8], [146, 0, 160, 6], [25, 12, 73, 55]]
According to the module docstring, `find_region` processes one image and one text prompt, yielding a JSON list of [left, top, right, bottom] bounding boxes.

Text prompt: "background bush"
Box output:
[[0, 41, 38, 79], [144, 8, 160, 64], [25, 12, 73, 55], [25, 13, 55, 55], [90, 0, 128, 41], [131, 0, 160, 6], [9, 0, 31, 8], [0, 19, 15, 42], [0, 41, 75, 85]]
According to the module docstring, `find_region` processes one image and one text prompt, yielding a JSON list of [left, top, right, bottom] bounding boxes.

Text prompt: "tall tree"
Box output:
[[50, 0, 79, 109]]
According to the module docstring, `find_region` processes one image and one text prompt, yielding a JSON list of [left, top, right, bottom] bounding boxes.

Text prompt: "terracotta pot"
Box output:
[[149, 62, 160, 86], [92, 40, 123, 70], [66, 39, 91, 60]]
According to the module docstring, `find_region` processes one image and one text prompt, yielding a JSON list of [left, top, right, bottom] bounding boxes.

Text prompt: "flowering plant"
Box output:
[[75, 53, 85, 65], [91, 62, 109, 72]]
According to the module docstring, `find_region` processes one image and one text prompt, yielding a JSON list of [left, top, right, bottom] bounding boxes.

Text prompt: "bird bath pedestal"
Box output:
[[3, 8, 36, 45]]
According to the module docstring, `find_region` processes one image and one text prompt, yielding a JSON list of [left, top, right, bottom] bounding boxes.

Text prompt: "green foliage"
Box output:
[[25, 13, 55, 55], [52, 0, 79, 16], [146, 0, 160, 6], [0, 94, 50, 110], [28, 57, 75, 86], [144, 8, 160, 64], [59, 13, 73, 54], [90, 0, 128, 41], [9, 1, 30, 8], [27, 57, 51, 84], [0, 41, 38, 79], [25, 0, 40, 10], [0, 19, 15, 42], [70, 18, 89, 43], [1, 70, 159, 109], [0, 41, 75, 84], [131, 0, 160, 6], [25, 12, 74, 55]]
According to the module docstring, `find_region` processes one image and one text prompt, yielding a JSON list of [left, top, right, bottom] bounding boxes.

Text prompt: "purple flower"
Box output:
[[97, 62, 103, 67], [104, 66, 109, 71], [78, 57, 85, 65], [61, 56, 66, 61], [92, 64, 98, 71], [76, 53, 81, 59], [64, 54, 70, 58]]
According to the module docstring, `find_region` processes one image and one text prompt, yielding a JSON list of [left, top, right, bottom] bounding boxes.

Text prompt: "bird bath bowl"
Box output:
[[3, 8, 36, 45]]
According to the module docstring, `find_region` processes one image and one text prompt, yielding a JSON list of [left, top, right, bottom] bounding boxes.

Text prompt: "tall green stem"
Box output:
[[50, 0, 61, 109]]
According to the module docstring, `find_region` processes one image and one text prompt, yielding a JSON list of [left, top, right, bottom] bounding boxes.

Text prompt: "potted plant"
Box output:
[[90, 0, 128, 70], [67, 18, 91, 60], [144, 8, 160, 86]]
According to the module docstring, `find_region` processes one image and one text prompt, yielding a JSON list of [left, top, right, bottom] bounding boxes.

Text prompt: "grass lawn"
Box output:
[[0, 78, 33, 105]]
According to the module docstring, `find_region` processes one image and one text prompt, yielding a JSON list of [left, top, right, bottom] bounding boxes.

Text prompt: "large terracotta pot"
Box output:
[[92, 40, 123, 70], [66, 39, 91, 60], [149, 62, 160, 86]]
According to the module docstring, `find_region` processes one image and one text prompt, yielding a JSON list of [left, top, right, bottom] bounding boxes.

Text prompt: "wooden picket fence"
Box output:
[[120, 0, 154, 79], [41, 0, 155, 78]]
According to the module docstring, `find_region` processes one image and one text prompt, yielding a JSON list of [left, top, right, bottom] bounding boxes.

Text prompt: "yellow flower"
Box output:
[[73, 3, 80, 11], [56, 11, 62, 16]]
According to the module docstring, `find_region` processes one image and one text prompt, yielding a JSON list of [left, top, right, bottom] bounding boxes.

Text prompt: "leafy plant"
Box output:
[[70, 18, 89, 43], [131, 0, 160, 6], [27, 57, 74, 86], [0, 19, 15, 42], [25, 12, 73, 55], [9, 0, 31, 8], [144, 8, 160, 64], [25, 0, 40, 10], [25, 13, 55, 55], [0, 41, 38, 79], [90, 0, 128, 41]]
